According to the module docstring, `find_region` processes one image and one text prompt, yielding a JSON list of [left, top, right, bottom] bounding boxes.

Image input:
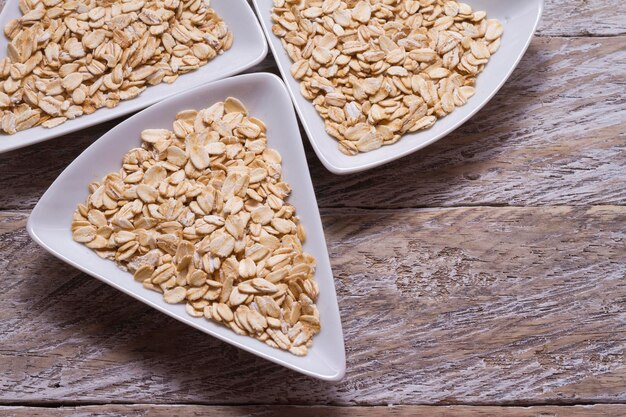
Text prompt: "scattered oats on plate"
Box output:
[[71, 97, 321, 356], [271, 0, 503, 154], [0, 0, 232, 134]]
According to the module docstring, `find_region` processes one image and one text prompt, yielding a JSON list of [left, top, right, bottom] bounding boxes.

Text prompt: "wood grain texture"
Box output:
[[538, 0, 626, 36], [1, 0, 625, 410], [1, 404, 625, 417], [309, 36, 626, 208], [2, 207, 625, 405], [1, 37, 624, 210]]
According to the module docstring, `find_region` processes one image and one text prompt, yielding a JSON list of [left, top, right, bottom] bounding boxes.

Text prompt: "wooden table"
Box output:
[[1, 1, 625, 415]]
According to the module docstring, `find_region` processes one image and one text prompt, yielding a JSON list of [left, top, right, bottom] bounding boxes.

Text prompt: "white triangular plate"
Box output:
[[252, 0, 544, 174], [0, 0, 268, 154], [27, 73, 346, 381]]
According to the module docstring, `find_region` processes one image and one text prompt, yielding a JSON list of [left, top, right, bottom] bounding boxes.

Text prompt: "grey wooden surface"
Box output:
[[0, 0, 625, 415], [2, 405, 626, 417]]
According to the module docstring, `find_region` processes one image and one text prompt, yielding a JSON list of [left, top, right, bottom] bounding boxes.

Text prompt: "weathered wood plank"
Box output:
[[0, 0, 622, 410], [538, 0, 626, 36], [1, 206, 625, 405], [309, 36, 626, 208], [1, 37, 624, 210], [1, 404, 625, 417]]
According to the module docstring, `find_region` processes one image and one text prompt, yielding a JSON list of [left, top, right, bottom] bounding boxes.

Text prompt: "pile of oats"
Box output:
[[71, 98, 320, 356], [271, 0, 503, 154], [0, 0, 232, 134]]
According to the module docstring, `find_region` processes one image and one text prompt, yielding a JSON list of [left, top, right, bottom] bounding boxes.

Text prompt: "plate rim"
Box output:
[[0, 0, 269, 154], [26, 72, 346, 382], [251, 0, 545, 174]]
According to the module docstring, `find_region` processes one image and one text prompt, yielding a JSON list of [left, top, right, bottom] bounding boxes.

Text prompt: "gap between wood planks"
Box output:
[[1, 404, 626, 417], [2, 400, 626, 407], [2, 203, 626, 219], [3, 35, 624, 211]]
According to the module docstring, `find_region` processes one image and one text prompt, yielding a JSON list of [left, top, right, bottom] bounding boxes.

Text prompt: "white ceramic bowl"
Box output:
[[27, 73, 346, 381], [252, 0, 544, 174], [0, 0, 268, 154]]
